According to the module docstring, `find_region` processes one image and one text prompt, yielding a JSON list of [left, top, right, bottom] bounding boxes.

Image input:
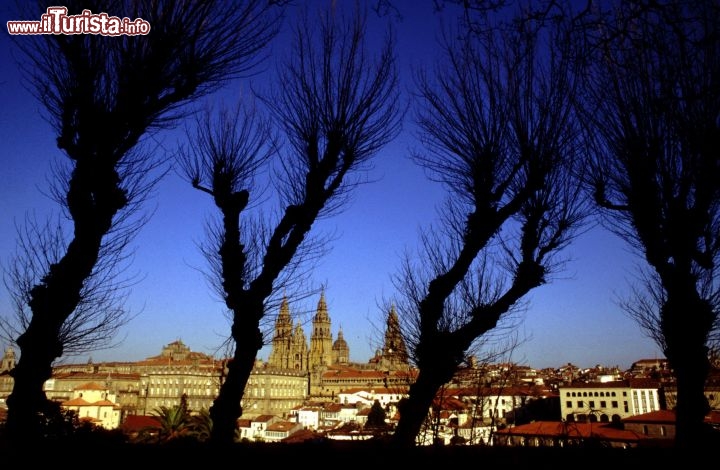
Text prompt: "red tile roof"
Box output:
[[495, 421, 646, 442], [74, 381, 107, 391], [120, 415, 161, 433], [623, 410, 676, 424]]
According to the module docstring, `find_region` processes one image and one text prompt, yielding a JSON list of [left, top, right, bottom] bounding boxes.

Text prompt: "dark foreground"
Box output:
[[0, 438, 692, 467]]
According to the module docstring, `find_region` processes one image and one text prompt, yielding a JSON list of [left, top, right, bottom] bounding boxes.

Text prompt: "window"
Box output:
[[600, 401, 607, 408], [589, 401, 595, 408], [578, 401, 584, 408], [566, 401, 572, 408]]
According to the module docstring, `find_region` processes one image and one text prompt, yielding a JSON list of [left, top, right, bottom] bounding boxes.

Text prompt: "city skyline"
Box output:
[[0, 1, 662, 372]]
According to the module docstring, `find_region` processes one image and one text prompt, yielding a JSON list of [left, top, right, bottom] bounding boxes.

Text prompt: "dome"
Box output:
[[333, 330, 349, 351]]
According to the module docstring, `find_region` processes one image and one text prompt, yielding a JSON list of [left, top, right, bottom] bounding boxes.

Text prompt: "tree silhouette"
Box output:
[[577, 0, 720, 449], [390, 2, 589, 447], [178, 3, 401, 444], [365, 399, 388, 432], [2, 0, 282, 441]]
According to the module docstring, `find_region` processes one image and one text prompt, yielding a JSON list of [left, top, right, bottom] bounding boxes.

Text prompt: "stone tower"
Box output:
[[268, 296, 293, 369], [290, 323, 308, 370], [308, 290, 333, 369], [268, 291, 345, 372], [381, 304, 409, 368], [1, 346, 16, 372]]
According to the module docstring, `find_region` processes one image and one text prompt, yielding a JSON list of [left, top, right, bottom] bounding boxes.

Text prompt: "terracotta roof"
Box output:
[[323, 402, 343, 412], [93, 399, 120, 407], [281, 428, 323, 444], [75, 381, 107, 391], [561, 379, 661, 389], [706, 410, 720, 425], [120, 415, 161, 433], [266, 421, 300, 432], [51, 371, 141, 380], [338, 387, 408, 395], [62, 397, 91, 406], [623, 409, 720, 426], [623, 410, 676, 424], [254, 414, 276, 422], [451, 386, 554, 398], [495, 421, 646, 442]]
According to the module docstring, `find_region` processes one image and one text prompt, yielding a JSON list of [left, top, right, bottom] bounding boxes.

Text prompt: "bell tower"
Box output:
[[308, 289, 333, 369]]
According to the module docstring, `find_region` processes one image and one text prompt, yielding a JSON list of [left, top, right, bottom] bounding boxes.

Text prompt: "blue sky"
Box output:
[[0, 1, 662, 370]]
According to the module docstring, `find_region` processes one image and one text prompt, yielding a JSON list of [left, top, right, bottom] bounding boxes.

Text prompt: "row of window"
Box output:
[[564, 390, 626, 398], [565, 400, 629, 413]]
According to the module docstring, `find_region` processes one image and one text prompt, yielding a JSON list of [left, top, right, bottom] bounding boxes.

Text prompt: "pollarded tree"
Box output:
[[2, 0, 282, 442], [390, 4, 589, 447], [177, 4, 401, 444], [578, 0, 720, 449]]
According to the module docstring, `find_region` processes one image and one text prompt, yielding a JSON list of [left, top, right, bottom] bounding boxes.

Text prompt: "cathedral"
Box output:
[[267, 290, 408, 373]]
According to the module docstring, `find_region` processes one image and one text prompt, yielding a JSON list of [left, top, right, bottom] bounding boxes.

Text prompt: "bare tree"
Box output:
[[578, 0, 720, 448], [2, 0, 282, 441], [389, 5, 589, 447], [177, 5, 401, 444], [1, 213, 136, 358]]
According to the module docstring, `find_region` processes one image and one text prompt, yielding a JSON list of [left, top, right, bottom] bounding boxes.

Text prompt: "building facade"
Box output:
[[0, 291, 414, 427], [559, 378, 662, 423]]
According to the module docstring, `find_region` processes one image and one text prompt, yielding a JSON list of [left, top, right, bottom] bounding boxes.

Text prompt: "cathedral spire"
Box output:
[[382, 303, 408, 368], [309, 289, 333, 368]]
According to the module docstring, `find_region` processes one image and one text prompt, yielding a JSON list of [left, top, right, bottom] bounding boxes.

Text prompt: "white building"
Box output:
[[61, 381, 122, 429], [559, 378, 662, 423]]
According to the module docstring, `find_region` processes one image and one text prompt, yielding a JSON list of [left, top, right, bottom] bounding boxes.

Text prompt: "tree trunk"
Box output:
[[661, 292, 713, 449], [209, 318, 264, 444], [391, 370, 444, 448], [5, 327, 61, 441], [5, 162, 122, 441]]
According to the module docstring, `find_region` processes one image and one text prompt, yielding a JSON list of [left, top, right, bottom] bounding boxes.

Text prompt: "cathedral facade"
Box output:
[[0, 290, 413, 421], [268, 291, 352, 372], [266, 291, 411, 398]]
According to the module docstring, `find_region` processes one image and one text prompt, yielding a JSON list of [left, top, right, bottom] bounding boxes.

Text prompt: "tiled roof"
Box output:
[[254, 414, 276, 422], [62, 397, 91, 406], [495, 421, 646, 442], [338, 386, 407, 395], [75, 381, 107, 391], [266, 421, 299, 432], [451, 386, 554, 397], [120, 415, 161, 432], [561, 378, 661, 389], [623, 409, 720, 426], [623, 410, 676, 424], [281, 428, 322, 444]]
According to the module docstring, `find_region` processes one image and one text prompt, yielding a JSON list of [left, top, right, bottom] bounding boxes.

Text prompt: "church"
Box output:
[[267, 290, 409, 373]]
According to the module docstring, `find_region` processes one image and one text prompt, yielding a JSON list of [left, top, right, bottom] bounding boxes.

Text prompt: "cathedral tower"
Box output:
[[381, 304, 408, 368], [308, 290, 333, 369], [291, 323, 308, 370], [1, 346, 16, 372], [268, 296, 293, 369]]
